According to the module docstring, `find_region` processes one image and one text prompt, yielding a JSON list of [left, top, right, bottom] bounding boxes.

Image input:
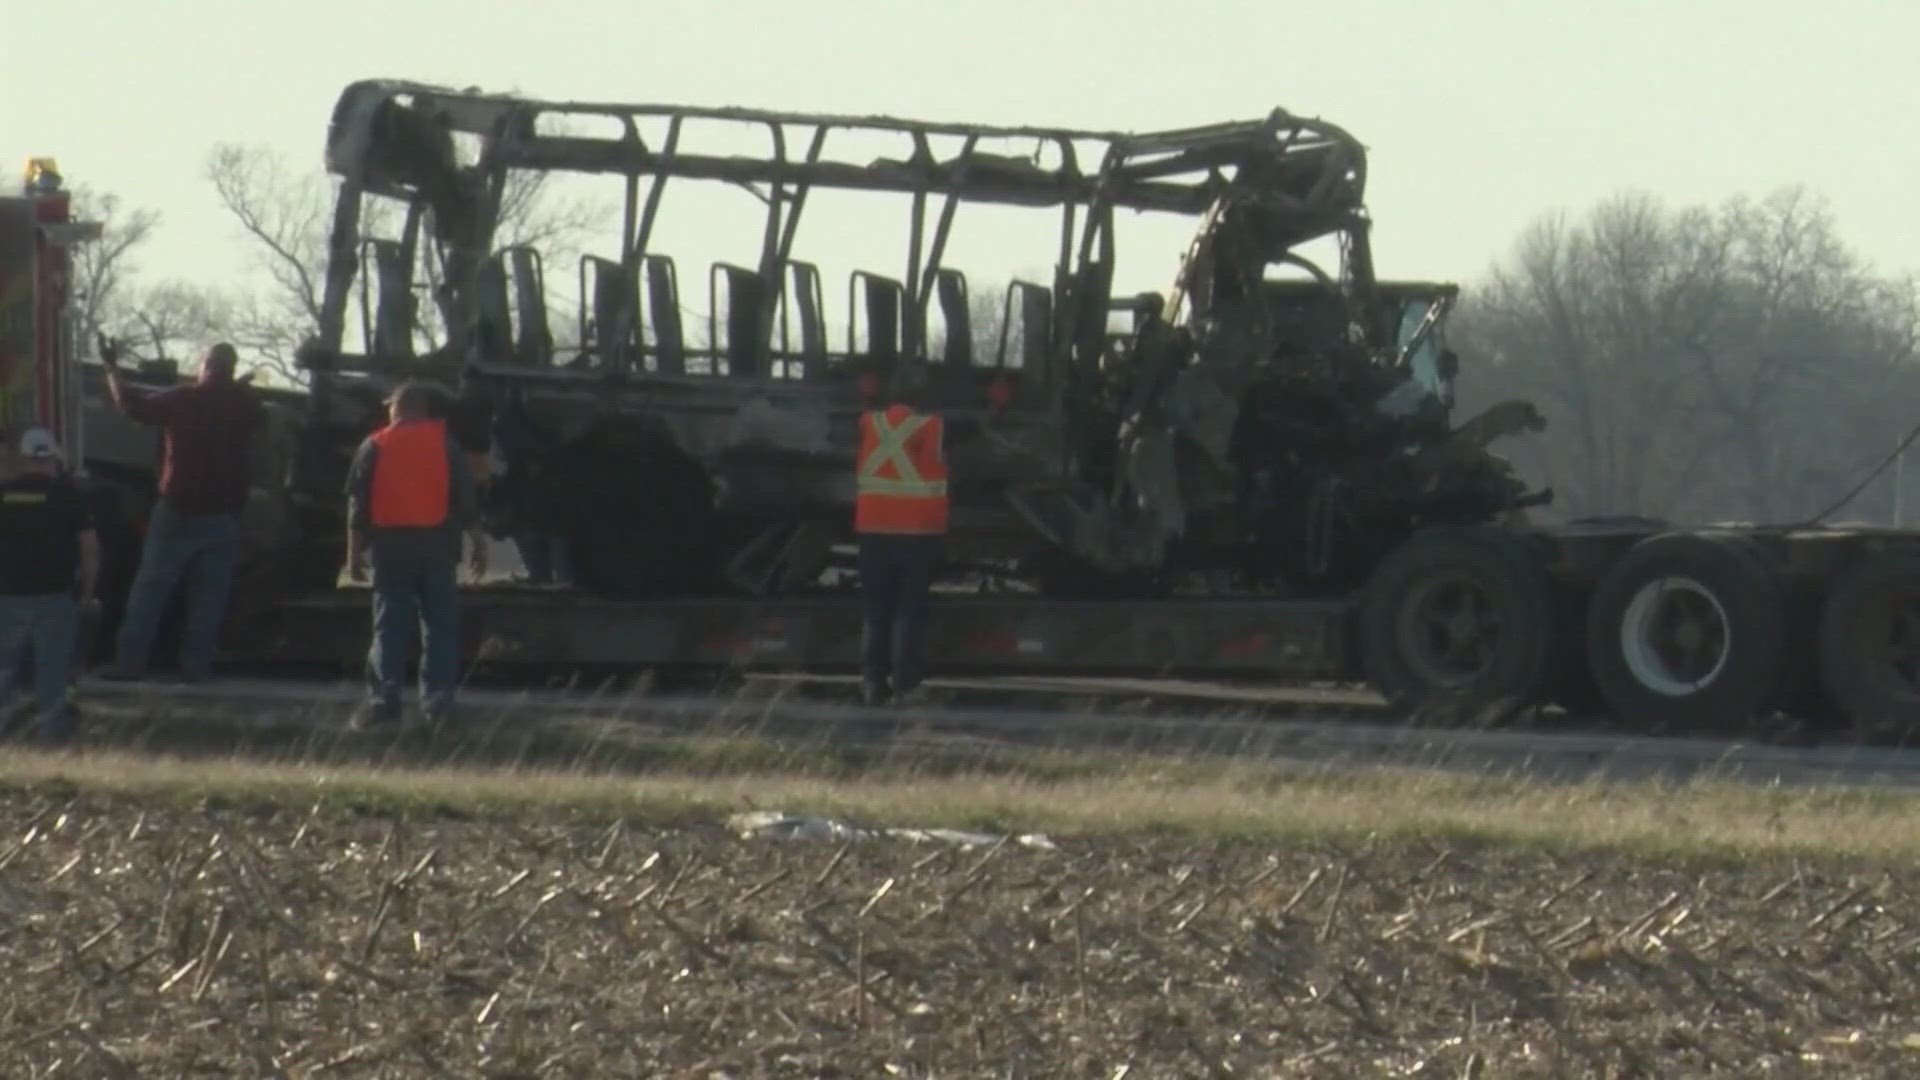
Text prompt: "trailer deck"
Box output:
[[231, 590, 1354, 683]]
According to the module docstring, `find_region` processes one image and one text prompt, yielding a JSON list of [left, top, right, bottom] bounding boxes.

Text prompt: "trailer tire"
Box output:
[[1584, 531, 1784, 732], [1359, 526, 1556, 725], [1815, 549, 1920, 733]]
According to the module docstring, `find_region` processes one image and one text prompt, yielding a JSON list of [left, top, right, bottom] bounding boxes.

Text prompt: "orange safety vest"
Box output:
[[854, 405, 949, 535], [369, 419, 451, 528]]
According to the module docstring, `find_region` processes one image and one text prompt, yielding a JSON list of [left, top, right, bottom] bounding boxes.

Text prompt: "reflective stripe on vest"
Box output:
[[858, 412, 947, 498], [855, 406, 948, 534], [369, 419, 451, 528]]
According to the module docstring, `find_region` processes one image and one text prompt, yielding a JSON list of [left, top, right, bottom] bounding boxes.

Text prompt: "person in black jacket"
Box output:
[[0, 428, 100, 745]]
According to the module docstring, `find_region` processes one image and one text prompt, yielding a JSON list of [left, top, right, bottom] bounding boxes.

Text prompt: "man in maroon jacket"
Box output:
[[95, 336, 265, 682]]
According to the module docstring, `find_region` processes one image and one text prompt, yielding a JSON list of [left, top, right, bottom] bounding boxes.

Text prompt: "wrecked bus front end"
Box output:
[[295, 80, 1544, 599]]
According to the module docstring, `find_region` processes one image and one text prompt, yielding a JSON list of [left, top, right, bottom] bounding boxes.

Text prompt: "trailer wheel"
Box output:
[[1584, 531, 1784, 731], [1359, 526, 1556, 724], [1815, 549, 1920, 734]]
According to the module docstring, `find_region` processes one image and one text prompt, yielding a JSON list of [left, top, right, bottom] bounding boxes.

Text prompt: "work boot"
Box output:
[[861, 683, 890, 708], [349, 702, 402, 732]]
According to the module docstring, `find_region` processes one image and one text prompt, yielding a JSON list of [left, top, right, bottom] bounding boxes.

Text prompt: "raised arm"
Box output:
[[97, 334, 175, 425]]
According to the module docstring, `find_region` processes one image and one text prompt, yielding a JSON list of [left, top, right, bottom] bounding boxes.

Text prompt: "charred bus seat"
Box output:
[[505, 247, 553, 367], [848, 271, 905, 366], [778, 260, 829, 380], [580, 255, 640, 372], [708, 262, 769, 379], [933, 267, 973, 367], [641, 254, 687, 375], [363, 238, 416, 364]]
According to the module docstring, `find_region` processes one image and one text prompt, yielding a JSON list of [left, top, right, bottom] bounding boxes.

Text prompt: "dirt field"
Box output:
[[2, 785, 1916, 1077]]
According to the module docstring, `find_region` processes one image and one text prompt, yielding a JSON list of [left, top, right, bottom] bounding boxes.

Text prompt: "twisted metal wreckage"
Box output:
[[287, 80, 1549, 601]]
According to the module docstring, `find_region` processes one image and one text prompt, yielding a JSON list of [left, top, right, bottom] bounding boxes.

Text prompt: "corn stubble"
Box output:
[[0, 793, 1917, 1077]]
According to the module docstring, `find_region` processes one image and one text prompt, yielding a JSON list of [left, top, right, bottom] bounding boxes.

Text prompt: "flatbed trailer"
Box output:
[[223, 518, 1920, 737], [234, 590, 1351, 684]]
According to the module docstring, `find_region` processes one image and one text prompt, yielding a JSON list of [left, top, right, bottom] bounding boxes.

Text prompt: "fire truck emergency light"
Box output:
[[24, 158, 62, 195]]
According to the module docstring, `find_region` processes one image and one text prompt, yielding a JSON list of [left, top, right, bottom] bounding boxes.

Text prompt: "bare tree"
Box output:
[[116, 281, 238, 370], [203, 144, 331, 380], [1454, 186, 1920, 524], [205, 142, 605, 382], [65, 186, 160, 345], [1695, 188, 1920, 519]]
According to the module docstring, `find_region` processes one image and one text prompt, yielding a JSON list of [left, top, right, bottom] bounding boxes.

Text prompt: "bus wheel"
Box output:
[[1359, 526, 1557, 726]]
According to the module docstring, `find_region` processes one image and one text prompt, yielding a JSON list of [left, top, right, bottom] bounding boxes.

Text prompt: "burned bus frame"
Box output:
[[292, 80, 1512, 600], [310, 80, 1377, 377]]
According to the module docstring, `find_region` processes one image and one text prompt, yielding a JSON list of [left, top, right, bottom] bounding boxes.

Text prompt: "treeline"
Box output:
[[1449, 187, 1920, 526]]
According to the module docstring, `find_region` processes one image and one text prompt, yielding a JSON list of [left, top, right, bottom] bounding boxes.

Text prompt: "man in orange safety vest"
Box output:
[[344, 381, 488, 728], [854, 365, 948, 706]]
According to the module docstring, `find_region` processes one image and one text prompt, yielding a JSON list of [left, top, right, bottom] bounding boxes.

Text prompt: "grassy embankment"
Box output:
[[8, 688, 1918, 861]]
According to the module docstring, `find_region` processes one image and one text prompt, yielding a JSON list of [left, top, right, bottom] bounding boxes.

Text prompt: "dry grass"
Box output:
[[1, 742, 1919, 861], [45, 692, 1920, 860]]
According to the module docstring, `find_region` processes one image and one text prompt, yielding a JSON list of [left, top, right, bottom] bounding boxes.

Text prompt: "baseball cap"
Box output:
[[18, 426, 61, 460]]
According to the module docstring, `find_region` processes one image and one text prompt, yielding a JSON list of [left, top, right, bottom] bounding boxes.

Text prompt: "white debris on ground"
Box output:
[[726, 810, 1058, 850]]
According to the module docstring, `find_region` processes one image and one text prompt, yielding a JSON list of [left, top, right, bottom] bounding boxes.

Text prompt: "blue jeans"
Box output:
[[114, 504, 241, 678], [859, 533, 938, 694], [0, 594, 79, 741], [367, 540, 461, 716]]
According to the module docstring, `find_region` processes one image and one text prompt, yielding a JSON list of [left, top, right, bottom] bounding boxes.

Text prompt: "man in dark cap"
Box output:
[[0, 427, 98, 745], [344, 380, 487, 727], [95, 337, 265, 683]]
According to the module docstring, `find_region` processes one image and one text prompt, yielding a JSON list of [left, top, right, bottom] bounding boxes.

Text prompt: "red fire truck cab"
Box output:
[[0, 158, 100, 469]]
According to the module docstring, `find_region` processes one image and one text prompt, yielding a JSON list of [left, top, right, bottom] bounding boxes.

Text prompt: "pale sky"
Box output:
[[12, 0, 1918, 330]]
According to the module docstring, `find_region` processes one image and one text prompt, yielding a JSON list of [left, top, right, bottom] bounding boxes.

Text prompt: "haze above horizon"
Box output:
[[12, 0, 1913, 300]]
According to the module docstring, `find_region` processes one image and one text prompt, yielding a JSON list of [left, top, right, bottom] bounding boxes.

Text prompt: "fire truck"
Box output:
[[3, 159, 308, 671], [0, 159, 131, 661], [0, 160, 97, 468], [0, 158, 263, 667]]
